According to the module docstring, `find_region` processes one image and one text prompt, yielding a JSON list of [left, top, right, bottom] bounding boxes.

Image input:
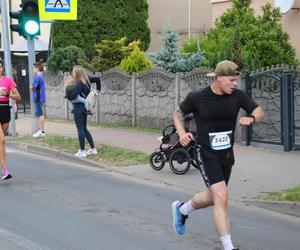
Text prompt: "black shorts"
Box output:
[[194, 144, 235, 187], [0, 105, 11, 124]]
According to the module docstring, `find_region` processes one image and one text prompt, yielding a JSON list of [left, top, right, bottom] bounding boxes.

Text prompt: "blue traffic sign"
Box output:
[[45, 0, 71, 13]]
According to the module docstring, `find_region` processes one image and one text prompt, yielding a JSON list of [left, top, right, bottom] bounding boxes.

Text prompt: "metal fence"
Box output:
[[245, 66, 300, 151]]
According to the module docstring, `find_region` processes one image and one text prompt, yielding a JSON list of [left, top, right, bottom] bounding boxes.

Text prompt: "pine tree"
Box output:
[[150, 26, 203, 73]]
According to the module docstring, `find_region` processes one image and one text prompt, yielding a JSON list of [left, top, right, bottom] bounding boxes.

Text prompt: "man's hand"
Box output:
[[179, 132, 194, 146], [238, 117, 254, 126]]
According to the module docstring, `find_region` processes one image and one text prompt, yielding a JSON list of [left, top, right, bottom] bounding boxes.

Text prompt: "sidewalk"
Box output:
[[15, 115, 158, 154], [11, 115, 300, 215]]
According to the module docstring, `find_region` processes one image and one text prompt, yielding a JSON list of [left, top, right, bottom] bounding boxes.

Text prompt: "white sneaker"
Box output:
[[32, 130, 45, 138], [86, 148, 98, 155], [74, 150, 87, 158]]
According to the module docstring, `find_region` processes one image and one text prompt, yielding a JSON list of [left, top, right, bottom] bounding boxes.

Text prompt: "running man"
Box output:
[[0, 59, 21, 180], [171, 60, 265, 250]]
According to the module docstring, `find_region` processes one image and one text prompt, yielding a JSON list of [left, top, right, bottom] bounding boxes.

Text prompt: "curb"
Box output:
[[7, 141, 110, 171], [243, 199, 300, 217]]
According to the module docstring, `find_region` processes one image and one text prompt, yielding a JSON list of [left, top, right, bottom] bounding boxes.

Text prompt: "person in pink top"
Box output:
[[0, 59, 21, 180]]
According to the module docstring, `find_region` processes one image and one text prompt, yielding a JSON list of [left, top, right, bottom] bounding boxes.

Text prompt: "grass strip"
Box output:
[[259, 186, 300, 201], [12, 135, 149, 167]]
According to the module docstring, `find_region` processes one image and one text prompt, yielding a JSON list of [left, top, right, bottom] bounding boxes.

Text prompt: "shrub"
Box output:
[[47, 46, 87, 73], [51, 0, 150, 58], [119, 45, 152, 74]]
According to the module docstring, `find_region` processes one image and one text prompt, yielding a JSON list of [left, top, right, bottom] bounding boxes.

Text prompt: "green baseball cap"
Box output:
[[207, 60, 240, 77]]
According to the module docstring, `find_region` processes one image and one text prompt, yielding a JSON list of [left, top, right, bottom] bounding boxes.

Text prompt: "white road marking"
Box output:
[[6, 148, 16, 153]]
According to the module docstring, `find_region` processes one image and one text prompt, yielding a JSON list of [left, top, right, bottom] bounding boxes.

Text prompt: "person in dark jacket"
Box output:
[[64, 75, 92, 115], [71, 65, 101, 158]]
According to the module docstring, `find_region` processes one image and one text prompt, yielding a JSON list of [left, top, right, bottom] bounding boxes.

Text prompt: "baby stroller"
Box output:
[[149, 114, 198, 175]]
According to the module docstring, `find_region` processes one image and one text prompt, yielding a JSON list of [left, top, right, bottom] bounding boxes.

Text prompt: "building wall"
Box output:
[[210, 0, 300, 59], [147, 0, 212, 51], [281, 0, 300, 59]]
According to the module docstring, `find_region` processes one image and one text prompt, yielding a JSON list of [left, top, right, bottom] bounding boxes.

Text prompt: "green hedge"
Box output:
[[51, 0, 150, 58]]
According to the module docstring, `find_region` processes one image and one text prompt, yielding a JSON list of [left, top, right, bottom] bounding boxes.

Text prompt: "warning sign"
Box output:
[[38, 0, 77, 20], [45, 0, 70, 13]]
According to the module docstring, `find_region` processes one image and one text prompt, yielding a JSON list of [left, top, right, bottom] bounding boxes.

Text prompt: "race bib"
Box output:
[[209, 130, 232, 150]]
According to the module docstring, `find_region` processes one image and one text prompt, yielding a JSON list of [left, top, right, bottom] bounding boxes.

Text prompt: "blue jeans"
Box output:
[[71, 95, 90, 111], [73, 103, 95, 150]]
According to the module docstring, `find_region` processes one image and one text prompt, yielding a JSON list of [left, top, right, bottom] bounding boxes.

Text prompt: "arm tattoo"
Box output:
[[174, 108, 185, 128]]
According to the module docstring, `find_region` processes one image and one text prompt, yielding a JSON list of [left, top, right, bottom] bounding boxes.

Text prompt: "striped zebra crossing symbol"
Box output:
[[45, 0, 71, 13]]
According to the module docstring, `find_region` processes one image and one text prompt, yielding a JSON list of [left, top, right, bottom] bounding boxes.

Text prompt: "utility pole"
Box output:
[[1, 0, 16, 136], [10, 0, 41, 134], [27, 38, 37, 133]]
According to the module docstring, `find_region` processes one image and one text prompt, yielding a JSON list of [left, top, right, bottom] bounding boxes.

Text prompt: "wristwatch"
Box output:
[[5, 92, 10, 97]]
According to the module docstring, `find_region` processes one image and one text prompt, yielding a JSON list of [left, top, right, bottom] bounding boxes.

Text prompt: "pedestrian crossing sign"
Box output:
[[38, 0, 77, 20]]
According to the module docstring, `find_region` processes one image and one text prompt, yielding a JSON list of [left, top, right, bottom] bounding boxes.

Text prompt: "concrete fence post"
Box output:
[[95, 94, 100, 124], [132, 73, 137, 127], [64, 99, 69, 120], [175, 72, 180, 110]]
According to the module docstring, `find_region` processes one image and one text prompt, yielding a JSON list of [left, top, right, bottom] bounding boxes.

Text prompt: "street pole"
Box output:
[[1, 0, 16, 136], [27, 38, 37, 134], [188, 0, 191, 42]]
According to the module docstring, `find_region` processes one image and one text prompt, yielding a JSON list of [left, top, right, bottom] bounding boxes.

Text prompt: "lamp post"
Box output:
[[188, 0, 191, 41]]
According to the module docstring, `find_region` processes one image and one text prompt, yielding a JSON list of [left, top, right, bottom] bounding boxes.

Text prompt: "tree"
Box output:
[[51, 0, 150, 58], [47, 46, 87, 73], [119, 45, 152, 74], [88, 38, 141, 72], [150, 26, 204, 73], [192, 0, 298, 70]]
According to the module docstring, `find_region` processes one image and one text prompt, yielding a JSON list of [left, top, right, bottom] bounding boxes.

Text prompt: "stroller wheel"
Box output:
[[149, 152, 165, 171], [169, 148, 191, 175]]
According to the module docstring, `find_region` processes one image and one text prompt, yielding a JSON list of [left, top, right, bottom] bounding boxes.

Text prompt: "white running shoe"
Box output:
[[74, 150, 87, 158], [2, 169, 12, 180], [32, 130, 46, 138], [86, 148, 98, 155]]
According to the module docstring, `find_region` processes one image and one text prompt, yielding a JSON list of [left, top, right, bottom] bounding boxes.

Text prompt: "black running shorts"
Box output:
[[0, 105, 11, 124], [194, 143, 235, 187]]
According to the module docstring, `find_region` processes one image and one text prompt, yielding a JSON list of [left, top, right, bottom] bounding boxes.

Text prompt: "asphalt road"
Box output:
[[0, 148, 299, 250]]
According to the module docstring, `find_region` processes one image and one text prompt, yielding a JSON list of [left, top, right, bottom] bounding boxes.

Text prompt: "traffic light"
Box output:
[[10, 0, 41, 39], [10, 8, 22, 35]]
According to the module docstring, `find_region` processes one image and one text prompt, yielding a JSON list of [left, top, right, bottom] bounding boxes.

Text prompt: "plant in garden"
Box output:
[[119, 43, 153, 74], [150, 25, 204, 73], [47, 46, 87, 73], [88, 38, 143, 73]]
